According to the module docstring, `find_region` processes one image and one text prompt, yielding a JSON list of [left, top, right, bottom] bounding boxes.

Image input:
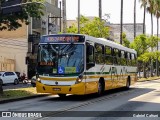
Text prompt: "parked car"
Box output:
[[31, 76, 36, 87], [0, 71, 19, 85]]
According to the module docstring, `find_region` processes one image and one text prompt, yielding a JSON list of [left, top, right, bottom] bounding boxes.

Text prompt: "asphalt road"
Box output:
[[0, 80, 160, 120]]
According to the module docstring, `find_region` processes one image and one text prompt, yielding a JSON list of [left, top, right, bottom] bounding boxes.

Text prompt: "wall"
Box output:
[[0, 22, 28, 75]]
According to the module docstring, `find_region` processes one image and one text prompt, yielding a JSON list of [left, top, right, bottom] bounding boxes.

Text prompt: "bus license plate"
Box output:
[[53, 88, 61, 91]]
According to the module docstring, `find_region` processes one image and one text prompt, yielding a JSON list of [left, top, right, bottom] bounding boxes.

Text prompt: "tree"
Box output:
[[147, 35, 159, 76], [99, 0, 102, 20], [67, 16, 110, 38], [139, 0, 147, 34], [147, 0, 155, 35], [0, 0, 44, 31], [130, 34, 149, 77], [120, 0, 123, 44], [138, 52, 153, 78], [122, 32, 130, 48], [154, 0, 160, 76], [130, 34, 148, 56], [134, 0, 136, 38]]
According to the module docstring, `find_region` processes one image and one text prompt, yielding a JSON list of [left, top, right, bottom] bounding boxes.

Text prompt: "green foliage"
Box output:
[[147, 35, 159, 49], [0, 0, 44, 31], [131, 34, 159, 60], [122, 32, 130, 48], [138, 52, 152, 63], [130, 34, 148, 56], [67, 15, 110, 38]]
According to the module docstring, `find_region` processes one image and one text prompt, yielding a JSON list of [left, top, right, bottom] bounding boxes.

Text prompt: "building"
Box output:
[[67, 16, 144, 43], [0, 0, 60, 78], [109, 23, 144, 43]]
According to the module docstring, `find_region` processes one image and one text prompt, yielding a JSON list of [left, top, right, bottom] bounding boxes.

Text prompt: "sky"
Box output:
[[62, 0, 159, 35]]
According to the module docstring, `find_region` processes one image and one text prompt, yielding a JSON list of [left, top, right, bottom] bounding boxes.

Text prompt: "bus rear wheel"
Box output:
[[58, 94, 66, 98], [125, 76, 131, 89]]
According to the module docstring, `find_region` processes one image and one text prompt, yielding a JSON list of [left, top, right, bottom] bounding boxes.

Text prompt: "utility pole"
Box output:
[[62, 0, 66, 33], [78, 0, 80, 34], [99, 0, 102, 20]]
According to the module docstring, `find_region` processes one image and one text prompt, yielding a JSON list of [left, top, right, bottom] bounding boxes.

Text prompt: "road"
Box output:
[[0, 80, 160, 120]]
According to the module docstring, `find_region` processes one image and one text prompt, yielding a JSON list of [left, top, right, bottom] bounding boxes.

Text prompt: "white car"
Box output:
[[0, 72, 19, 85]]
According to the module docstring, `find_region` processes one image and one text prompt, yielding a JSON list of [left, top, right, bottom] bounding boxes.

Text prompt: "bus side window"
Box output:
[[105, 46, 113, 65], [131, 53, 137, 66], [95, 43, 104, 64], [113, 48, 119, 65], [86, 44, 95, 70], [120, 50, 126, 66]]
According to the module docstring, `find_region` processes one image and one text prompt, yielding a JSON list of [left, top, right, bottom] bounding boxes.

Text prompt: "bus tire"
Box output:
[[125, 76, 131, 90], [98, 78, 105, 96], [58, 94, 66, 98]]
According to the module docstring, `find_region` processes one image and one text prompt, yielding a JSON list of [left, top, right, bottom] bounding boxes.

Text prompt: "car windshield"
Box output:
[[37, 44, 84, 75]]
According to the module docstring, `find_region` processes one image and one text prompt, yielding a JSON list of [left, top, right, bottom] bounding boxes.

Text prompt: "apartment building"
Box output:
[[0, 0, 60, 78]]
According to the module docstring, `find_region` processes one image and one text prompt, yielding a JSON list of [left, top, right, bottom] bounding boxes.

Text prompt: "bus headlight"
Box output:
[[37, 78, 41, 83], [75, 74, 83, 84]]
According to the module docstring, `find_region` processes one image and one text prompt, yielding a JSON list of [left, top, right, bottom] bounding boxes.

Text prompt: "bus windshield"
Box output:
[[37, 44, 84, 75]]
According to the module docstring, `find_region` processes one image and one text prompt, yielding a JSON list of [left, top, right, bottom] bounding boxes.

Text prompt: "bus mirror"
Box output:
[[87, 45, 93, 55]]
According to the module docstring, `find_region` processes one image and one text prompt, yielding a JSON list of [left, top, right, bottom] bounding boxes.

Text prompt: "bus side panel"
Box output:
[[85, 81, 98, 94], [104, 76, 112, 90]]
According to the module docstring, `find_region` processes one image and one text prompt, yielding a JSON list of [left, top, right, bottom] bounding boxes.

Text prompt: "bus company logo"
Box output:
[[55, 81, 58, 85]]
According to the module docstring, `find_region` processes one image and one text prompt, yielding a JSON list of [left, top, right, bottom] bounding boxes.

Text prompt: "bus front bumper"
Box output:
[[36, 81, 86, 95]]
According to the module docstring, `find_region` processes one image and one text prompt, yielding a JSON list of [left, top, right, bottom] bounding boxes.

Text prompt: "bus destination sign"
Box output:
[[41, 35, 85, 43]]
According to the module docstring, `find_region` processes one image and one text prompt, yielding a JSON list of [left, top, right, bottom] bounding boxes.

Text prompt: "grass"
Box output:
[[0, 87, 38, 101]]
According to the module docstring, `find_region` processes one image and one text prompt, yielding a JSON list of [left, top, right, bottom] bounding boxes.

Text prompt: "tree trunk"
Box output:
[[150, 13, 153, 77], [156, 17, 159, 76], [120, 0, 123, 44], [143, 62, 147, 78], [134, 0, 136, 38], [99, 0, 102, 20], [143, 4, 146, 34], [151, 13, 153, 36]]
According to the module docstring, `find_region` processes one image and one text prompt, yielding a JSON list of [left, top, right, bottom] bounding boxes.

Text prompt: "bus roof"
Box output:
[[41, 33, 136, 54]]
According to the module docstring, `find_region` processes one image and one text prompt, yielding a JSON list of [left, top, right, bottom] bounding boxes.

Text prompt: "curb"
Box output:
[[0, 94, 50, 104], [137, 78, 160, 82]]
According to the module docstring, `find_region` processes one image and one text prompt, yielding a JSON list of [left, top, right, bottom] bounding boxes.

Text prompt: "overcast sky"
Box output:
[[62, 0, 159, 35]]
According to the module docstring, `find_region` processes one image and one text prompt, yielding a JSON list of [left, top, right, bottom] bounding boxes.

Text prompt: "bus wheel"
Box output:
[[58, 94, 66, 98], [98, 79, 105, 96], [125, 76, 131, 90]]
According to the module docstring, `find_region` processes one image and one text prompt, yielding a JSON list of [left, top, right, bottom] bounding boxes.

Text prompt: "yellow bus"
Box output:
[[36, 34, 137, 97]]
